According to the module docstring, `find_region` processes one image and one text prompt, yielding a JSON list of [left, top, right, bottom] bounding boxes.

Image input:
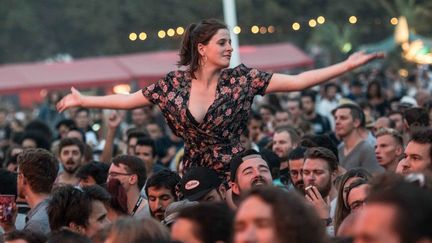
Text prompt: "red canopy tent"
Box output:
[[0, 42, 313, 107]]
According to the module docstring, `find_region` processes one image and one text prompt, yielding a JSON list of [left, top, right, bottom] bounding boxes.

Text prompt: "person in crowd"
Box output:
[[107, 155, 148, 218], [286, 146, 307, 192], [125, 129, 147, 156], [259, 104, 276, 133], [354, 174, 432, 243], [403, 107, 430, 136], [374, 128, 404, 172], [333, 103, 383, 173], [366, 80, 389, 117], [344, 179, 370, 213], [333, 168, 372, 234], [397, 128, 432, 175], [135, 137, 165, 176], [302, 147, 339, 234], [57, 19, 382, 177], [388, 111, 404, 134], [179, 167, 226, 202], [73, 108, 98, 148], [286, 97, 303, 128], [47, 185, 110, 238], [273, 108, 291, 128], [0, 149, 58, 235], [229, 149, 273, 208], [56, 137, 86, 186], [272, 125, 300, 162], [130, 107, 151, 132], [247, 113, 270, 150], [317, 82, 340, 129], [76, 161, 109, 187], [234, 186, 328, 243], [300, 89, 332, 135], [104, 217, 170, 243], [171, 203, 233, 243], [145, 120, 176, 166], [372, 116, 394, 135], [144, 169, 180, 222]]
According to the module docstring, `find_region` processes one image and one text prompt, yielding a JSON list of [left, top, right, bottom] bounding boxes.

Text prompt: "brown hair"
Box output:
[[18, 148, 58, 194], [177, 19, 227, 78], [105, 217, 170, 243]]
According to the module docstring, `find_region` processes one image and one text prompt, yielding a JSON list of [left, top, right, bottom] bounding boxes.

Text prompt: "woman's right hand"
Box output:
[[57, 87, 83, 112]]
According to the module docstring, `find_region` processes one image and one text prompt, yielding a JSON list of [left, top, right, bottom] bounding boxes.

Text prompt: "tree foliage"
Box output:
[[0, 0, 430, 64]]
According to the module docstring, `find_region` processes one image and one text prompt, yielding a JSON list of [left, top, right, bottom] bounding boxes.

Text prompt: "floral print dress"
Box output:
[[142, 64, 272, 176]]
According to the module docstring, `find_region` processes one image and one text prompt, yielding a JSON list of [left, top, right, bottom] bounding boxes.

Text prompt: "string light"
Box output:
[[309, 19, 317, 28], [129, 32, 137, 41], [267, 26, 275, 33], [317, 16, 325, 24], [390, 17, 398, 25], [292, 22, 300, 31], [158, 30, 166, 38], [167, 28, 175, 37], [176, 27, 185, 35], [139, 32, 147, 40], [349, 16, 357, 24], [251, 25, 259, 34], [233, 26, 241, 34]]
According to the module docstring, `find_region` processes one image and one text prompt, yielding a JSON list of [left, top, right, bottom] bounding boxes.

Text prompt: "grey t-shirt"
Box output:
[[24, 199, 51, 235], [338, 140, 384, 173]]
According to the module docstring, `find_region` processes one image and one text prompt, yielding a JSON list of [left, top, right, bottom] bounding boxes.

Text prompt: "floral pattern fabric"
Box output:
[[142, 64, 272, 176]]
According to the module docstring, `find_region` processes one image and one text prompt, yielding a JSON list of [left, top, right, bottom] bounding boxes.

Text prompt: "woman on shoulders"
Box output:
[[57, 19, 382, 177]]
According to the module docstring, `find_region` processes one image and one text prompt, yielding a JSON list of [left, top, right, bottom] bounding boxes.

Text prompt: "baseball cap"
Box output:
[[179, 167, 222, 201], [230, 149, 267, 182]]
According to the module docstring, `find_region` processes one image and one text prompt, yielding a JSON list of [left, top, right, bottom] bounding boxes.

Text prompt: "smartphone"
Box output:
[[0, 194, 15, 223]]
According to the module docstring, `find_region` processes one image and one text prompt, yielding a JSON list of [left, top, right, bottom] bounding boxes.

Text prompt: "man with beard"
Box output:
[[144, 170, 180, 221], [56, 137, 85, 186], [0, 149, 58, 235], [272, 126, 300, 180], [229, 149, 273, 208], [287, 146, 307, 192], [302, 147, 339, 233]]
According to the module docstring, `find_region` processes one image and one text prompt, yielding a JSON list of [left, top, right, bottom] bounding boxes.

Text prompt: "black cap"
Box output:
[[179, 167, 222, 201], [230, 149, 267, 182]]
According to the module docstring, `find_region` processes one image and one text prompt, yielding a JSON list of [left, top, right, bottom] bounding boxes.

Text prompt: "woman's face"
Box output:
[[200, 28, 233, 69]]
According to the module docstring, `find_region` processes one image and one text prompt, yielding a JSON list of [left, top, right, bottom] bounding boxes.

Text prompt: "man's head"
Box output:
[[286, 98, 302, 120], [108, 155, 147, 191], [131, 107, 150, 127], [17, 148, 58, 198], [76, 162, 109, 188], [135, 137, 157, 174], [74, 108, 91, 130], [58, 137, 85, 175], [172, 203, 234, 243], [234, 186, 327, 243], [375, 128, 404, 172], [230, 149, 273, 195], [302, 147, 338, 198], [388, 111, 404, 133], [146, 121, 164, 140], [144, 170, 181, 221], [398, 128, 432, 175], [300, 90, 317, 115], [179, 167, 226, 202], [247, 113, 264, 142], [48, 185, 110, 238], [287, 146, 307, 191], [333, 104, 364, 139], [372, 117, 394, 135], [259, 104, 275, 125], [126, 130, 147, 155], [354, 175, 432, 243], [3, 230, 46, 243], [403, 107, 429, 134], [272, 126, 300, 160], [274, 109, 291, 128]]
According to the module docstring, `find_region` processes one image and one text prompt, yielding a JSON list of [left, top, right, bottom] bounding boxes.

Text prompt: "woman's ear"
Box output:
[[197, 43, 205, 56]]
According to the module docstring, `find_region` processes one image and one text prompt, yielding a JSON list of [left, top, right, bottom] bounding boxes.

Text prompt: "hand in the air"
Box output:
[[345, 51, 385, 70], [56, 87, 82, 112]]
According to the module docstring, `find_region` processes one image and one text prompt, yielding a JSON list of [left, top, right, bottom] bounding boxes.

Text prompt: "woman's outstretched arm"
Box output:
[[265, 51, 384, 94], [57, 87, 151, 112]]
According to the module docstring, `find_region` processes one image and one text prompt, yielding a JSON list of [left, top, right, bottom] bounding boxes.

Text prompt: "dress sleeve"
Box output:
[[237, 64, 273, 96], [141, 71, 174, 112]]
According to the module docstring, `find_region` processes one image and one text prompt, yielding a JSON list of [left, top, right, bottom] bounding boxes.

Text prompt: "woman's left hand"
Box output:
[[345, 51, 385, 70]]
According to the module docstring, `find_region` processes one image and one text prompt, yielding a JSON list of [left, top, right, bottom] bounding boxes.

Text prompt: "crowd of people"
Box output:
[[0, 19, 432, 243]]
